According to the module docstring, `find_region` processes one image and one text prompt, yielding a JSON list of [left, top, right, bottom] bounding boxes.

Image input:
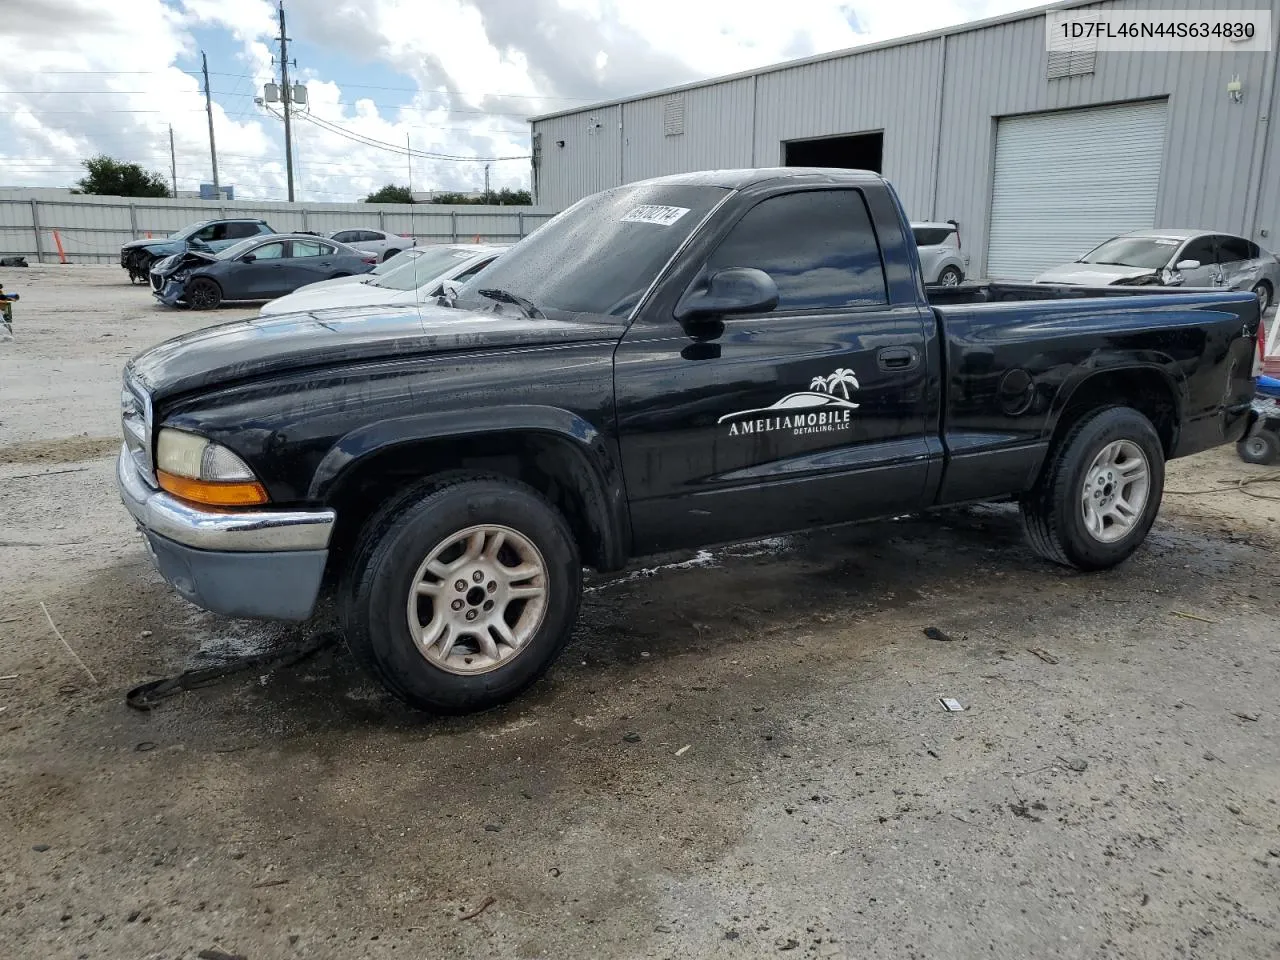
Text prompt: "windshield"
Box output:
[[369, 247, 476, 290], [912, 227, 954, 247], [1079, 236, 1181, 269], [453, 182, 730, 321], [371, 248, 423, 275]]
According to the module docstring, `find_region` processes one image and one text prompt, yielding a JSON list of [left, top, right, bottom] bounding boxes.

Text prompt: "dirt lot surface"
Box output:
[[2, 266, 1278, 960]]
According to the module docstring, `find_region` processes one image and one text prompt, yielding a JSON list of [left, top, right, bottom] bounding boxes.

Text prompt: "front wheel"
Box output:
[[1252, 281, 1272, 315], [186, 277, 222, 310], [342, 475, 582, 713], [938, 266, 963, 286], [1021, 406, 1165, 570]]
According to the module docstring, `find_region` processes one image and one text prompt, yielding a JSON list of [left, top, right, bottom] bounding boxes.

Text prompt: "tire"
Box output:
[[1237, 430, 1279, 465], [1252, 281, 1272, 315], [186, 277, 222, 310], [342, 475, 582, 713], [1020, 406, 1165, 571], [382, 248, 402, 262], [937, 266, 963, 286]]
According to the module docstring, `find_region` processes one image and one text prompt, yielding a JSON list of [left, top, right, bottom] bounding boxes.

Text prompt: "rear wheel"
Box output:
[[382, 248, 402, 262], [938, 266, 963, 286], [1021, 406, 1165, 570], [342, 475, 582, 713], [186, 277, 222, 310], [1238, 430, 1279, 465]]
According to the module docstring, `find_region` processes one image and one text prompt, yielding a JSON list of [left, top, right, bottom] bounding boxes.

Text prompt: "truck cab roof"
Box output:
[[629, 167, 887, 191]]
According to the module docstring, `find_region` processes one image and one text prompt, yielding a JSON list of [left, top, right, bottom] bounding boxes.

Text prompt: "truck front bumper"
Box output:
[[116, 447, 335, 621]]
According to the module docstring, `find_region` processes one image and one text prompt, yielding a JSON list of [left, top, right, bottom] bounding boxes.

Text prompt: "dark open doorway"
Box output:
[[783, 131, 884, 172]]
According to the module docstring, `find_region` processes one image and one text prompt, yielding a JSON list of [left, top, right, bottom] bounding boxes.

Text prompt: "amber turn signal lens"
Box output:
[[157, 470, 269, 507]]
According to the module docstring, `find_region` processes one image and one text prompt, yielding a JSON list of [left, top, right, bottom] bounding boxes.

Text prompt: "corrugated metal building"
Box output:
[[529, 0, 1280, 280]]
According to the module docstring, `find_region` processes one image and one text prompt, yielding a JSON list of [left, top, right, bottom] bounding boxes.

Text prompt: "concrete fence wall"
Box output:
[[0, 191, 561, 264]]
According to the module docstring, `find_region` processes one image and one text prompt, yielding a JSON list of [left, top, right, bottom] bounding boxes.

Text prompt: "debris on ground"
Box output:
[[923, 626, 964, 642], [1171, 610, 1218, 625], [939, 697, 965, 712], [1231, 711, 1260, 722], [458, 896, 497, 921], [1027, 647, 1060, 665], [1226, 803, 1243, 815], [1059, 757, 1088, 772], [197, 949, 247, 960], [675, 744, 691, 756]]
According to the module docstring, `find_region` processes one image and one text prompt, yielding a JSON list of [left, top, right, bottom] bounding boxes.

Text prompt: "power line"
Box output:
[[297, 112, 529, 161]]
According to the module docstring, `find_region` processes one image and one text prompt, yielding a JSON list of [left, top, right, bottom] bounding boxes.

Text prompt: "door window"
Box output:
[[331, 231, 356, 243], [247, 241, 286, 260], [359, 230, 384, 243], [291, 239, 332, 258], [1177, 237, 1215, 266], [224, 222, 262, 240], [703, 190, 887, 310], [1216, 236, 1253, 264], [453, 258, 495, 282]]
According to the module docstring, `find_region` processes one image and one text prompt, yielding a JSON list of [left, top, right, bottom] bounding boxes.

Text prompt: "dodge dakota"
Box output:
[[116, 168, 1262, 712]]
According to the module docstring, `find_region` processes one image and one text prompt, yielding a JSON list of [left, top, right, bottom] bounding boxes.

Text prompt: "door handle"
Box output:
[[877, 346, 919, 371]]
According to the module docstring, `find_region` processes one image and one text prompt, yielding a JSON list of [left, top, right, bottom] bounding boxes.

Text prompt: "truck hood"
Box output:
[[126, 303, 622, 401], [1034, 262, 1159, 285]]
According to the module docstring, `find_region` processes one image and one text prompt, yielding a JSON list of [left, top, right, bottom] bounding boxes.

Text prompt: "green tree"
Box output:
[[75, 155, 170, 198], [364, 184, 414, 203], [430, 188, 532, 206]]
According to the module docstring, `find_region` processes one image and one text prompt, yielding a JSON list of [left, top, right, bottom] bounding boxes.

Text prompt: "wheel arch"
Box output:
[[313, 407, 630, 577], [1044, 362, 1186, 461]]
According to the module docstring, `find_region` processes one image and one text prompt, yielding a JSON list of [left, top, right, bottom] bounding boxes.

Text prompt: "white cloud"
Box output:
[[0, 0, 1044, 202]]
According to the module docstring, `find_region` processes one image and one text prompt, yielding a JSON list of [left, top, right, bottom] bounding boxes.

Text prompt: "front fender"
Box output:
[[309, 405, 630, 569]]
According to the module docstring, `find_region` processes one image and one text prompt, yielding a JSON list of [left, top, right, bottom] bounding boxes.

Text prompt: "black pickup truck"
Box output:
[[117, 168, 1262, 712]]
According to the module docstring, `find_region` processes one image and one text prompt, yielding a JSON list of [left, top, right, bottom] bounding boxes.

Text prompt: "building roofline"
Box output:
[[528, 0, 1105, 122]]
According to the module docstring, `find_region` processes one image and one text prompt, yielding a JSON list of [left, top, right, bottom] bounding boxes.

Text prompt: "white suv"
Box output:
[[911, 221, 969, 286]]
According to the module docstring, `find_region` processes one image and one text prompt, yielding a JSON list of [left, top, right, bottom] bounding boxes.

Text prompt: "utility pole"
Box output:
[[201, 52, 220, 196], [276, 2, 296, 201], [407, 132, 412, 194], [168, 124, 178, 197], [484, 163, 491, 197]]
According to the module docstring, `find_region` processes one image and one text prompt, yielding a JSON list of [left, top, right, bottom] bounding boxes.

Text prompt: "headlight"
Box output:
[[155, 428, 268, 506]]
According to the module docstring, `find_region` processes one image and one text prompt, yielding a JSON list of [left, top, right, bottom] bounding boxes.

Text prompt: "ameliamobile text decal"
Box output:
[[718, 368, 860, 438]]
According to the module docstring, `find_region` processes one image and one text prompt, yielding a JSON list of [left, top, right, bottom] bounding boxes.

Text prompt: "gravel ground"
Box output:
[[1, 265, 1278, 960]]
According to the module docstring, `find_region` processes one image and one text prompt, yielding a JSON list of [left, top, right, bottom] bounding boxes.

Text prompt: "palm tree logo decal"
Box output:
[[826, 368, 858, 399], [718, 366, 862, 424]]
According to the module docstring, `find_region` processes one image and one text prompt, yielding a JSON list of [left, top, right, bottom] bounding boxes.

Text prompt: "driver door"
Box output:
[[233, 240, 288, 299], [1173, 236, 1220, 287], [614, 187, 933, 554]]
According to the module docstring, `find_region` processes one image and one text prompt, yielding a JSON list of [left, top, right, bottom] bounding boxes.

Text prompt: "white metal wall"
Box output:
[[531, 0, 1280, 278], [987, 100, 1168, 279], [0, 191, 559, 264]]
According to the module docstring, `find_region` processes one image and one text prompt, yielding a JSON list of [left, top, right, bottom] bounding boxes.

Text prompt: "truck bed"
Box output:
[[924, 280, 1231, 305]]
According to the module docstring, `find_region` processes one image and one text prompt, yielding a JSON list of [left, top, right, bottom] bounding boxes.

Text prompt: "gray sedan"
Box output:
[[1035, 229, 1280, 313]]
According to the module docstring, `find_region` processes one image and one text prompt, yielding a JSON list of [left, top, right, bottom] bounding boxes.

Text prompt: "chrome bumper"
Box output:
[[116, 445, 334, 552]]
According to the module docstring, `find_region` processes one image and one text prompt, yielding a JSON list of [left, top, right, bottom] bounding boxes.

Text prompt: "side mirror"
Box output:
[[675, 267, 779, 323], [241, 253, 257, 263], [1175, 259, 1200, 270]]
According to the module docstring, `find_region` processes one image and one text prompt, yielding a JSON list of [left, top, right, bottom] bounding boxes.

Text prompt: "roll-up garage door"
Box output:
[[987, 100, 1168, 280]]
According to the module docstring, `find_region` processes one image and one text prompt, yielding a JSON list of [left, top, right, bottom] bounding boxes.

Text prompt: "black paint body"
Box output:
[[126, 169, 1261, 573]]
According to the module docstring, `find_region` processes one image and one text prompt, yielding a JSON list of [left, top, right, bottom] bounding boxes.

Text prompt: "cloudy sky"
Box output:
[[3, 0, 1042, 202]]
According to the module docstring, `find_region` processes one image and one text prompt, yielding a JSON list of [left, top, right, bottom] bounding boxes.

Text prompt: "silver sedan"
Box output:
[[1035, 229, 1280, 313]]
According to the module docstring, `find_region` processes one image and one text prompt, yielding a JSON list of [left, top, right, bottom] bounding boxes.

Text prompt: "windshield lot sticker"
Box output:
[[620, 205, 690, 226], [719, 368, 860, 437]]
